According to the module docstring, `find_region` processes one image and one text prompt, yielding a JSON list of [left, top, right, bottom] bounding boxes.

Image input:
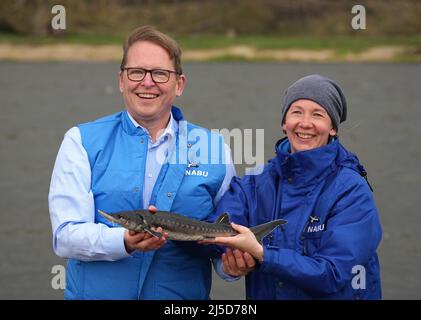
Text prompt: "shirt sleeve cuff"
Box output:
[[103, 227, 132, 260]]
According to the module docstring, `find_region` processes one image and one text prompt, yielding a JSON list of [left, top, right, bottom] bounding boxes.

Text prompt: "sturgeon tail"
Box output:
[[250, 219, 287, 244]]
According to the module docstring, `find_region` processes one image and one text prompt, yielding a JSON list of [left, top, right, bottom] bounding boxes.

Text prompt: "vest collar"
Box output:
[[121, 106, 184, 136]]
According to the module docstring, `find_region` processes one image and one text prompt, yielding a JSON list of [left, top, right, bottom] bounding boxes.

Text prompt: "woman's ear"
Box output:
[[329, 127, 337, 137]]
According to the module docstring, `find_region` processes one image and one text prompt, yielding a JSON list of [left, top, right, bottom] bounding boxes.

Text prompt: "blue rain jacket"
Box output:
[[210, 138, 382, 300]]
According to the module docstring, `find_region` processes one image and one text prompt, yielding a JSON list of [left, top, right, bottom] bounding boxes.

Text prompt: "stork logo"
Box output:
[[306, 216, 324, 233]]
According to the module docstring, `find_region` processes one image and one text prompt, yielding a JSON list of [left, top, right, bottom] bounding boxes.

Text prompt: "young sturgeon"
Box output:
[[98, 209, 287, 243]]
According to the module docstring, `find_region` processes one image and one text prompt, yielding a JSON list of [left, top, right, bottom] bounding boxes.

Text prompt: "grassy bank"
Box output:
[[1, 33, 420, 62]]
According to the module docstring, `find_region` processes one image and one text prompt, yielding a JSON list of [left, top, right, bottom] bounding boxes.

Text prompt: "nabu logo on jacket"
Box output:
[[306, 215, 325, 233], [307, 224, 325, 233]]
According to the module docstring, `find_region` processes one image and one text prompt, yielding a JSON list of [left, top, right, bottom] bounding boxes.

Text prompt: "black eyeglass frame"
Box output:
[[121, 67, 180, 83]]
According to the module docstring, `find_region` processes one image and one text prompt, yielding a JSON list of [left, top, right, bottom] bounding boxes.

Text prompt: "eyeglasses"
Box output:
[[121, 67, 179, 83]]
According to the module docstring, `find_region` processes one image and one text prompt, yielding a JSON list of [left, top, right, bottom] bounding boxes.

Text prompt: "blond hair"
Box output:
[[120, 25, 183, 75]]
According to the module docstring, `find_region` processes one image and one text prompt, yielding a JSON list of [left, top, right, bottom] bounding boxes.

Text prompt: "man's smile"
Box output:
[[136, 92, 160, 99]]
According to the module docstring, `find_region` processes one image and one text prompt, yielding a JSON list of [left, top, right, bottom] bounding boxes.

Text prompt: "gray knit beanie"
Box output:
[[281, 74, 347, 129]]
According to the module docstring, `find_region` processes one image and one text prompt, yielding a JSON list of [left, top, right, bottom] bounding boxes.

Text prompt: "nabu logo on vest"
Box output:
[[185, 169, 209, 177]]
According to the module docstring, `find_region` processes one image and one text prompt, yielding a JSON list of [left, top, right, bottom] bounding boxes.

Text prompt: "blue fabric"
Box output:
[[208, 138, 382, 300], [65, 106, 228, 299]]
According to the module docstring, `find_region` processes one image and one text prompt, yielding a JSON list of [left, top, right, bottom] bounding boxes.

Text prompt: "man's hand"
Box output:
[[222, 248, 256, 277], [123, 205, 167, 253], [148, 205, 158, 213]]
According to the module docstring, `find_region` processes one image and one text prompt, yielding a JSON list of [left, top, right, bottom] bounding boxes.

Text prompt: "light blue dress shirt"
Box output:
[[48, 111, 236, 264]]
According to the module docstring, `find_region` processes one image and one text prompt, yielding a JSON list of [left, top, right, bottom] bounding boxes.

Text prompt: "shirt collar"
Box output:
[[126, 110, 178, 144]]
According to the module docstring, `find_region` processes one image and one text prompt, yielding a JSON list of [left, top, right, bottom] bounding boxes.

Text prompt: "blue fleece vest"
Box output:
[[65, 106, 227, 299]]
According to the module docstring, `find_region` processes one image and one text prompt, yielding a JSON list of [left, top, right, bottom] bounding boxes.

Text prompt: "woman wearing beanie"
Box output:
[[203, 74, 382, 299]]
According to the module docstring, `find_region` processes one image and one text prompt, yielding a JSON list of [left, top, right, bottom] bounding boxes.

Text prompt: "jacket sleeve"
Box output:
[[206, 176, 254, 278], [207, 176, 253, 227], [259, 175, 382, 295], [206, 177, 248, 258]]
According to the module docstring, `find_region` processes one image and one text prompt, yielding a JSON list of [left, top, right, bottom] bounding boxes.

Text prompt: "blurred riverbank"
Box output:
[[1, 36, 420, 62]]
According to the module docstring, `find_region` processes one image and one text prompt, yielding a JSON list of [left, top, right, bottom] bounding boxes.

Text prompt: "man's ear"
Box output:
[[175, 74, 186, 97], [118, 71, 124, 93]]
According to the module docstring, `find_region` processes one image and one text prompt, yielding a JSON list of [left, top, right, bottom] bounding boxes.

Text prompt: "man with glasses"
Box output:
[[49, 26, 235, 299]]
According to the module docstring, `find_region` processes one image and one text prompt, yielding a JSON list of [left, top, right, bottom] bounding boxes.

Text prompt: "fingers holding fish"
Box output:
[[230, 222, 250, 234], [233, 249, 256, 270], [124, 227, 168, 253], [124, 230, 147, 253], [222, 249, 236, 275], [137, 229, 168, 251], [148, 205, 158, 213], [242, 251, 257, 269], [222, 249, 255, 277], [200, 223, 263, 261]]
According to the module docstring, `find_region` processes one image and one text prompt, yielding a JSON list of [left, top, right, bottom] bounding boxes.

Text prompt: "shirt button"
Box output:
[[278, 281, 283, 288], [287, 177, 293, 183], [167, 192, 172, 198], [148, 173, 153, 178], [140, 138, 144, 144], [133, 187, 139, 193], [187, 143, 192, 148]]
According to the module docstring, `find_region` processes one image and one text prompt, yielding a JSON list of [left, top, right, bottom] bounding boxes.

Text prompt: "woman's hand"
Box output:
[[201, 223, 264, 262], [222, 248, 256, 277]]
